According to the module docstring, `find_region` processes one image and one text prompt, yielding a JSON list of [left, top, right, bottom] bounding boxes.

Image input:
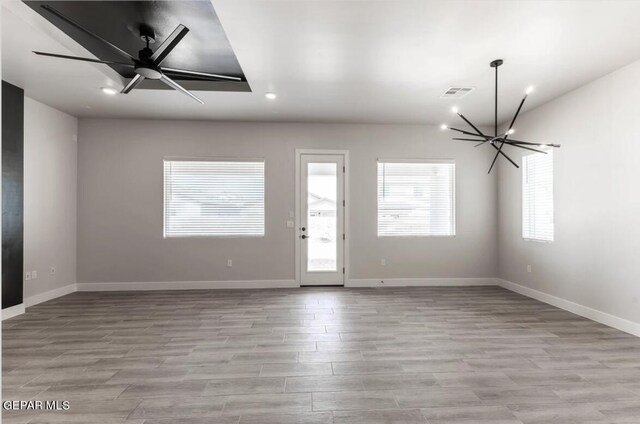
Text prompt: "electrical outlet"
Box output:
[[25, 272, 31, 281], [227, 259, 233, 268], [380, 259, 386, 266], [288, 211, 294, 218], [50, 266, 56, 276], [32, 270, 38, 279], [527, 264, 532, 273]]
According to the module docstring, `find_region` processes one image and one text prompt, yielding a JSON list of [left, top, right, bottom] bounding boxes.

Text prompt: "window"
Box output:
[[377, 160, 455, 236], [522, 150, 553, 241], [164, 159, 265, 237]]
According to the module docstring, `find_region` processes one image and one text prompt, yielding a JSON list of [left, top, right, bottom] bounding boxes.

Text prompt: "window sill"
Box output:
[[522, 237, 553, 244], [164, 235, 265, 239]]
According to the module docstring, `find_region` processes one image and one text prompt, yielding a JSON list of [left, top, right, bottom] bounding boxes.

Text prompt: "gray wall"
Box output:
[[24, 97, 77, 300], [77, 120, 497, 284], [497, 58, 640, 324]]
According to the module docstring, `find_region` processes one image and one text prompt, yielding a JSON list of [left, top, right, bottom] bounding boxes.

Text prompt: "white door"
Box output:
[[299, 154, 345, 286]]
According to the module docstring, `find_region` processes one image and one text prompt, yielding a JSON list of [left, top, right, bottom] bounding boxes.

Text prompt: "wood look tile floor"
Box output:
[[3, 286, 640, 423]]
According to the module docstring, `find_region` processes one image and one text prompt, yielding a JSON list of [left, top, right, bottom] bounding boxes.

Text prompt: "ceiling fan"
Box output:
[[33, 4, 241, 104], [442, 59, 560, 173]]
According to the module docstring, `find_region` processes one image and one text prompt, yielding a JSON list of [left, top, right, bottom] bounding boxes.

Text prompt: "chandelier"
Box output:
[[442, 59, 560, 173]]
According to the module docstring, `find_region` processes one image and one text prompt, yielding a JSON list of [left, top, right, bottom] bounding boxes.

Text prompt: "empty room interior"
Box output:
[[2, 0, 640, 423]]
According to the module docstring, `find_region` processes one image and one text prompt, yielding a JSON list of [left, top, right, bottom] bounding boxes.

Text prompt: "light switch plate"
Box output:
[[286, 220, 294, 228]]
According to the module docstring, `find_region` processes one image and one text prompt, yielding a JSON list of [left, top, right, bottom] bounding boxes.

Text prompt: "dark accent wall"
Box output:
[[2, 81, 24, 309]]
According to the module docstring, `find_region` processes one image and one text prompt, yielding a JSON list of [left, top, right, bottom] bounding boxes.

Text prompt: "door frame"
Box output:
[[295, 149, 350, 287]]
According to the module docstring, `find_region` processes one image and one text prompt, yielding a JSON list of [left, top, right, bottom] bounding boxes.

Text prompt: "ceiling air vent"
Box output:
[[441, 87, 474, 99]]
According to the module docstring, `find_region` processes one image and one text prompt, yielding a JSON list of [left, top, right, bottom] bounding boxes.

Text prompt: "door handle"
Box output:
[[301, 235, 308, 239]]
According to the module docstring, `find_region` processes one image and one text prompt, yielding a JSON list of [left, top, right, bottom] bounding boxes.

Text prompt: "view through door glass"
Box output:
[[307, 162, 337, 271]]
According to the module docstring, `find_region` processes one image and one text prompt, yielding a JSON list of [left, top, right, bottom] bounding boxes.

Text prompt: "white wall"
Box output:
[[498, 58, 640, 326], [77, 120, 497, 285], [24, 97, 77, 301]]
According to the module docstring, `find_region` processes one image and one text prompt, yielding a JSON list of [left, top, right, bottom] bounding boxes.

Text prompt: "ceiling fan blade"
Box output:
[[159, 74, 204, 104], [33, 51, 134, 67], [162, 67, 242, 81], [41, 5, 136, 62], [151, 24, 190, 65], [121, 74, 145, 94]]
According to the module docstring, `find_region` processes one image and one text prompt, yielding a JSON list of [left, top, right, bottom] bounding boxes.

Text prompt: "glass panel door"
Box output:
[[300, 154, 344, 286]]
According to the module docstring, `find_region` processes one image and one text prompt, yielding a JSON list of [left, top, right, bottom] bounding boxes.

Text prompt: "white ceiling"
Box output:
[[3, 0, 640, 125]]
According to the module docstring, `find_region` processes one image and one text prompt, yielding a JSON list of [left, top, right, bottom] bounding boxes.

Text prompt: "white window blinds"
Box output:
[[377, 160, 455, 236], [522, 150, 554, 241], [164, 160, 265, 237]]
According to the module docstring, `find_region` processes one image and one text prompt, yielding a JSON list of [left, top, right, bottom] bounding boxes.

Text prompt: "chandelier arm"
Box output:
[[506, 96, 527, 137], [449, 127, 491, 139], [457, 113, 487, 138], [474, 142, 487, 147], [501, 142, 548, 154], [452, 138, 489, 142], [488, 142, 506, 173], [507, 139, 561, 148], [488, 142, 519, 168]]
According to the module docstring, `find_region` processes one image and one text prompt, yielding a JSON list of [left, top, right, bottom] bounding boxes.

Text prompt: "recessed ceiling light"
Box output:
[[101, 87, 118, 95], [440, 124, 448, 130], [265, 92, 277, 100], [451, 106, 459, 114]]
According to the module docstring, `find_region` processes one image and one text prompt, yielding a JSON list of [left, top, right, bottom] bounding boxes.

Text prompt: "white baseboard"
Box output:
[[2, 303, 26, 320], [497, 278, 640, 338], [347, 277, 498, 288], [76, 279, 298, 291], [24, 283, 78, 308]]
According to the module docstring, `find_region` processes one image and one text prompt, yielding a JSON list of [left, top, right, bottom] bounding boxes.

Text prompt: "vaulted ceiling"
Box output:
[[3, 0, 640, 125]]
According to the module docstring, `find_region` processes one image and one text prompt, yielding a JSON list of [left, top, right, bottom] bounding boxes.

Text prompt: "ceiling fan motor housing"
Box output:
[[134, 63, 162, 80], [136, 28, 162, 80]]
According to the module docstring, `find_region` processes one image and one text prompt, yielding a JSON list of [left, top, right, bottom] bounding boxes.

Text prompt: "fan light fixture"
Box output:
[[441, 59, 560, 173], [101, 87, 118, 95], [33, 5, 242, 104]]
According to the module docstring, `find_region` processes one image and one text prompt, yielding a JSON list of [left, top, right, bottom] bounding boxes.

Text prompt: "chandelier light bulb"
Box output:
[[507, 129, 515, 135], [440, 124, 448, 130], [525, 86, 534, 95], [451, 106, 459, 114]]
